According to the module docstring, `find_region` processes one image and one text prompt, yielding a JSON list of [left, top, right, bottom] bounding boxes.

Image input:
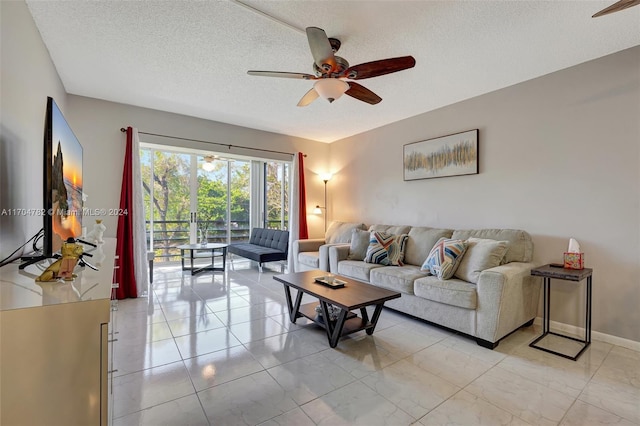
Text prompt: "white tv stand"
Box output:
[[0, 238, 116, 425]]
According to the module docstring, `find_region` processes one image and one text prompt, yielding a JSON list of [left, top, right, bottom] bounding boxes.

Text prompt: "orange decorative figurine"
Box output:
[[36, 238, 84, 282]]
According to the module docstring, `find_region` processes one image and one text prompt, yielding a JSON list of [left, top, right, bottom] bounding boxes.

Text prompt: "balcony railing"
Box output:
[[147, 219, 287, 262]]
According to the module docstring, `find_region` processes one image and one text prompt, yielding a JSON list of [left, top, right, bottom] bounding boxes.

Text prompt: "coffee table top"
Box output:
[[177, 243, 228, 250], [274, 270, 401, 310]]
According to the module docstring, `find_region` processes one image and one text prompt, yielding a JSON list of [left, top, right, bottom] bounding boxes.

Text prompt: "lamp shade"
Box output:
[[313, 206, 323, 215], [314, 79, 349, 103], [320, 173, 333, 182]]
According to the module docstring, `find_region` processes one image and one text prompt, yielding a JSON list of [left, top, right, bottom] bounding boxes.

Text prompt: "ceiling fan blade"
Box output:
[[247, 71, 316, 80], [306, 27, 337, 73], [341, 56, 416, 80], [297, 88, 319, 107], [593, 0, 640, 16], [345, 82, 382, 105]]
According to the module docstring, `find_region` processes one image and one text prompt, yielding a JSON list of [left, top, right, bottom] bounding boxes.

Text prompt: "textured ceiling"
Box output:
[[26, 1, 640, 143]]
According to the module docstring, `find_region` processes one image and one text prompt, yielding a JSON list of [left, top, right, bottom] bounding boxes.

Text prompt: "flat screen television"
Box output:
[[43, 97, 84, 256], [42, 97, 82, 250], [19, 97, 84, 269]]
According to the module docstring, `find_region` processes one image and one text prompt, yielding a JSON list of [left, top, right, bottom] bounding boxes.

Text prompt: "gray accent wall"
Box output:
[[0, 0, 68, 260], [329, 46, 640, 343]]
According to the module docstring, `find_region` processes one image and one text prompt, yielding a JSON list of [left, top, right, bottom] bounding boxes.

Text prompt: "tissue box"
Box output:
[[564, 252, 584, 270]]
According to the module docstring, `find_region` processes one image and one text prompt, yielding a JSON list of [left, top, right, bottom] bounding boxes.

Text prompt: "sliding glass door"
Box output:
[[142, 147, 254, 262], [264, 161, 290, 230], [196, 156, 251, 243], [141, 150, 191, 262]]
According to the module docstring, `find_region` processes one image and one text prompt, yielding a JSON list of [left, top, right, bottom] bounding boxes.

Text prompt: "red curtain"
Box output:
[[297, 152, 309, 239], [114, 127, 138, 299]]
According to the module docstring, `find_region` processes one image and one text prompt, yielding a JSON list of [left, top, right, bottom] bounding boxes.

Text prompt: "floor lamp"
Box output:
[[314, 174, 332, 231]]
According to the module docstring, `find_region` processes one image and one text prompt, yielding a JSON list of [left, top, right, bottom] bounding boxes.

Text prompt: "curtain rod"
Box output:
[[119, 128, 305, 157]]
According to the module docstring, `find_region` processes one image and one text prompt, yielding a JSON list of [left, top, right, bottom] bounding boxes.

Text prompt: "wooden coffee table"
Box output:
[[273, 270, 401, 348]]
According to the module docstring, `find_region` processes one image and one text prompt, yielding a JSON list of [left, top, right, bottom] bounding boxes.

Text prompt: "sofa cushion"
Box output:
[[451, 229, 533, 263], [364, 232, 409, 266], [414, 276, 478, 309], [297, 251, 320, 269], [347, 228, 371, 261], [326, 221, 366, 244], [337, 260, 384, 282], [370, 265, 429, 295], [248, 228, 289, 252], [368, 224, 412, 235], [228, 243, 287, 263], [404, 227, 453, 266], [454, 238, 508, 284], [421, 238, 468, 280]]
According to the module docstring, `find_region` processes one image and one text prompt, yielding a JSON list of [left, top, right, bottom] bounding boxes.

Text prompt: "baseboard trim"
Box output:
[[533, 317, 640, 352]]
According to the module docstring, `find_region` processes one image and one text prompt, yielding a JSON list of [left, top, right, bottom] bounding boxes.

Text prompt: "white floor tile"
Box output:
[[167, 312, 225, 337], [228, 316, 288, 344], [465, 366, 576, 425], [419, 390, 531, 425], [361, 358, 460, 420], [301, 380, 414, 425], [112, 264, 640, 425], [174, 327, 242, 359], [197, 371, 297, 425], [267, 352, 357, 405], [183, 345, 264, 391], [112, 361, 194, 419], [113, 394, 208, 426], [561, 400, 637, 426], [114, 338, 183, 376]]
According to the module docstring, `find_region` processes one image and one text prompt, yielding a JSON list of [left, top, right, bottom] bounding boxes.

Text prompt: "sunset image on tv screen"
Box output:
[[50, 102, 82, 252]]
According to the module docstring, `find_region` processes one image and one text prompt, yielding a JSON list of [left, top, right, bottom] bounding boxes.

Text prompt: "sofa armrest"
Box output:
[[319, 243, 350, 272], [291, 239, 324, 272], [294, 239, 326, 253], [329, 245, 351, 273], [476, 262, 541, 343]]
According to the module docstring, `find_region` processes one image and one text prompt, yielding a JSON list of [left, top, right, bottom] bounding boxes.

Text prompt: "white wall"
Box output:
[[0, 1, 68, 260], [329, 46, 640, 343], [66, 96, 331, 239]]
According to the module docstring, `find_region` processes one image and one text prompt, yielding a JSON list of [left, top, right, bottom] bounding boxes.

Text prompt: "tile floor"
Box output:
[[111, 261, 640, 425]]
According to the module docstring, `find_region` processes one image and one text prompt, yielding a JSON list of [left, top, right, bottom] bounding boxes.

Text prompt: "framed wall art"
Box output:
[[403, 129, 478, 180]]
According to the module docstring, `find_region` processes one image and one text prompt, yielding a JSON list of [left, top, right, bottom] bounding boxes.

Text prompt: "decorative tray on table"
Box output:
[[314, 276, 346, 288]]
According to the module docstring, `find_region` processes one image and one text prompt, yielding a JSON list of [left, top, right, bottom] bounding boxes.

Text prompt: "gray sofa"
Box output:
[[328, 225, 540, 348]]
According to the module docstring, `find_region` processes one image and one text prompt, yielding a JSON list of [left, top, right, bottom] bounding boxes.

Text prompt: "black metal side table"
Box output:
[[529, 264, 592, 361], [177, 243, 228, 275]]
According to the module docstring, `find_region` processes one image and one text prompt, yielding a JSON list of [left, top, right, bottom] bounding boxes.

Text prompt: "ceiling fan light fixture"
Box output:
[[314, 79, 349, 103], [202, 155, 216, 172]]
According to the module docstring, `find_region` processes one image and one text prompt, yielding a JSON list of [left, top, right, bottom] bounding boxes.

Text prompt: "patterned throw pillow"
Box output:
[[421, 238, 468, 280], [364, 231, 409, 266]]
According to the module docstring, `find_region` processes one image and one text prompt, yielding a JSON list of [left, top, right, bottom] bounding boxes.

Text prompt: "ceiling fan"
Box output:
[[593, 0, 640, 17], [202, 155, 234, 171], [247, 27, 416, 106]]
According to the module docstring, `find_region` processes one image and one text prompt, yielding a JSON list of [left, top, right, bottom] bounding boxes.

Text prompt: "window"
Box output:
[[142, 147, 286, 262]]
